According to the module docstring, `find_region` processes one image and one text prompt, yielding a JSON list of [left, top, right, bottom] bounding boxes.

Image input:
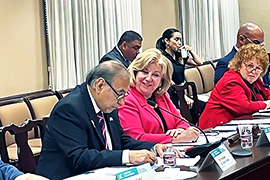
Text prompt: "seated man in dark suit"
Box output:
[[99, 30, 142, 67], [35, 60, 167, 180], [214, 23, 264, 84]]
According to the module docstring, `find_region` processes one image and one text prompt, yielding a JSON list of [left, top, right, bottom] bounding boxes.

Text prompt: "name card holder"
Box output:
[[256, 126, 270, 147], [199, 144, 236, 172]]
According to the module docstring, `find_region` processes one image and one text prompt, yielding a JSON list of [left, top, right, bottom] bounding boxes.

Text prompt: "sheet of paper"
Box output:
[[259, 124, 270, 129], [197, 94, 210, 102], [156, 169, 197, 180], [227, 119, 270, 125], [155, 156, 200, 167], [252, 112, 270, 117], [218, 131, 237, 138], [172, 131, 236, 147], [259, 109, 270, 113], [212, 125, 238, 132], [172, 134, 221, 146], [65, 173, 115, 180]]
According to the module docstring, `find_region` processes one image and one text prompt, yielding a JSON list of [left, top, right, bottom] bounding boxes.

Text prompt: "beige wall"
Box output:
[[239, 0, 270, 52], [1, 0, 270, 98], [141, 0, 180, 50], [0, 0, 47, 97]]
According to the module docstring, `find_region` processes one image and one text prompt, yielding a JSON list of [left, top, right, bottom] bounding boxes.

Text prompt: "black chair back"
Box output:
[[0, 119, 45, 173], [169, 82, 201, 124]]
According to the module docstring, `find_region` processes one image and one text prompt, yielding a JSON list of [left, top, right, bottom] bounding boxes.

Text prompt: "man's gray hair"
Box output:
[[86, 60, 130, 88]]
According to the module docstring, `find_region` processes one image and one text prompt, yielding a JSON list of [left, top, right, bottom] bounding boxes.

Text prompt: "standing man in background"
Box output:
[[214, 23, 264, 84], [100, 30, 142, 67]]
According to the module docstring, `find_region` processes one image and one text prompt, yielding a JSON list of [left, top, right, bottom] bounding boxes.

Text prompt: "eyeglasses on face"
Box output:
[[244, 63, 263, 73], [103, 79, 128, 101], [241, 35, 265, 46]]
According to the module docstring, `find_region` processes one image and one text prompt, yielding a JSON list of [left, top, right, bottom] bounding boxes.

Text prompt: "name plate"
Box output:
[[256, 126, 270, 146], [199, 144, 236, 172], [116, 163, 154, 180]]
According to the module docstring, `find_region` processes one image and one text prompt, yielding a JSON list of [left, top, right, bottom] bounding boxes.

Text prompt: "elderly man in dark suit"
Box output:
[[214, 23, 264, 84], [35, 60, 167, 180], [100, 30, 142, 67]]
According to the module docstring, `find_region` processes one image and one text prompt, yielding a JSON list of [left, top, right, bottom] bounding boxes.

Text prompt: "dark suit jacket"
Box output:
[[99, 47, 130, 67], [263, 72, 270, 87], [35, 82, 155, 180], [214, 47, 237, 84]]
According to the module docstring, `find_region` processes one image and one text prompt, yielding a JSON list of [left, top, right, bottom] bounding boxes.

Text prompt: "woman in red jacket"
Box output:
[[199, 44, 270, 130], [118, 48, 200, 144]]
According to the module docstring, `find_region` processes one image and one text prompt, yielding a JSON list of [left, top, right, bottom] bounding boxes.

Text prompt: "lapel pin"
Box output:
[[91, 120, 96, 128], [109, 117, 114, 122]]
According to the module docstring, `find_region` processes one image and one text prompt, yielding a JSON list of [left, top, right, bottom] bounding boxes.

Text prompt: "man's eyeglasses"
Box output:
[[104, 79, 128, 101], [241, 35, 265, 46], [244, 63, 263, 73]]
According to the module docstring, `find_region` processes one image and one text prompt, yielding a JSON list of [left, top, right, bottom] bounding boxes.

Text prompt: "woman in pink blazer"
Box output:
[[118, 48, 200, 144]]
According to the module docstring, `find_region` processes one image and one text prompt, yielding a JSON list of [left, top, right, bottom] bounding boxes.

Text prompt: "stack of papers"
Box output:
[[252, 109, 270, 117]]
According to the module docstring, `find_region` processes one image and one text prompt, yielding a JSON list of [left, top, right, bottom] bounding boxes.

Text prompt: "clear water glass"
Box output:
[[163, 145, 176, 167], [238, 125, 253, 149], [181, 48, 188, 58]]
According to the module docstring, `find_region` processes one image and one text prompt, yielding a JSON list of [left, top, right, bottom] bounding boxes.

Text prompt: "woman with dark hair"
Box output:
[[156, 28, 202, 85], [156, 28, 203, 122]]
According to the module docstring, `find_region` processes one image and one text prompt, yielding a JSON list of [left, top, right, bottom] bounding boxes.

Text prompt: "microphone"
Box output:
[[147, 100, 209, 143], [147, 100, 227, 158], [228, 133, 239, 144]]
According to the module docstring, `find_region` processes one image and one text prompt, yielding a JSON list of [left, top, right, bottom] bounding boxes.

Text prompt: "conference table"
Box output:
[[180, 140, 270, 180], [182, 116, 270, 180], [67, 116, 270, 180]]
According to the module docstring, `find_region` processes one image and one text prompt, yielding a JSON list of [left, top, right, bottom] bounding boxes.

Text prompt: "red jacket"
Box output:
[[199, 69, 270, 130], [118, 87, 189, 143]]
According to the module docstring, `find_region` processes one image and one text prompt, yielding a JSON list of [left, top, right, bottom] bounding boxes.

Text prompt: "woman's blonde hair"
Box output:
[[229, 44, 269, 76], [128, 48, 173, 96]]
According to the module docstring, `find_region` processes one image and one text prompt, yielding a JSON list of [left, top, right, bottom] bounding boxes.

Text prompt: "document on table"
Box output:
[[259, 109, 270, 113], [64, 167, 126, 180], [155, 155, 200, 167], [252, 109, 270, 117], [212, 125, 238, 132], [252, 112, 270, 117], [227, 119, 270, 125], [173, 131, 236, 147], [172, 135, 215, 146]]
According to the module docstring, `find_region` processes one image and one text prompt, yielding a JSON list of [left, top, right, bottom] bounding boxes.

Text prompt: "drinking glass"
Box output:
[[238, 125, 253, 149], [163, 144, 176, 167], [181, 48, 188, 58]]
